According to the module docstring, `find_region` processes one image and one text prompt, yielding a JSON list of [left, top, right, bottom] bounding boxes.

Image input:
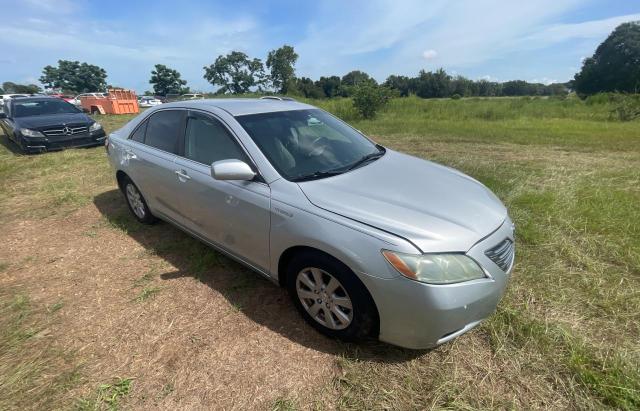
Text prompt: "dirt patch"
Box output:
[[0, 192, 343, 409]]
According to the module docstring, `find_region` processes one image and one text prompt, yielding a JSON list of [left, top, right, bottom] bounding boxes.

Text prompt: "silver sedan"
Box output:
[[106, 98, 514, 349]]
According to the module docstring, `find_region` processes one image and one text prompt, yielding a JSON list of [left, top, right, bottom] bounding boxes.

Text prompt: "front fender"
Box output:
[[268, 180, 418, 282]]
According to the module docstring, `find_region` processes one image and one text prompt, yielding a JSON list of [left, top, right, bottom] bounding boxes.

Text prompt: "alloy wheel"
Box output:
[[125, 183, 146, 219], [296, 267, 354, 330]]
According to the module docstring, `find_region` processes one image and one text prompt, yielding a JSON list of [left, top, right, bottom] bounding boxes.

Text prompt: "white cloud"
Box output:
[[0, 1, 264, 92], [422, 49, 438, 60], [522, 13, 640, 44], [531, 77, 558, 85], [1, 0, 638, 90], [292, 0, 638, 82]]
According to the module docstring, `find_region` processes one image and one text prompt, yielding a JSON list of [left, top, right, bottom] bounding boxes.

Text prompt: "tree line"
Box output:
[[2, 22, 638, 99]]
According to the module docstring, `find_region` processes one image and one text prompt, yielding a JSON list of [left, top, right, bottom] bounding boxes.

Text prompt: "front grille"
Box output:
[[47, 137, 95, 149], [42, 125, 89, 137], [485, 238, 514, 272]]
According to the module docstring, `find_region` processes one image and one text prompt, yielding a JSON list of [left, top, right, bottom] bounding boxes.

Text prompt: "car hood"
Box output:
[[15, 113, 92, 129], [297, 150, 507, 253]]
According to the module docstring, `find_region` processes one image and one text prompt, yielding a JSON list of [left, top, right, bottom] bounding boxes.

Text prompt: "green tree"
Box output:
[[266, 45, 298, 94], [39, 60, 107, 94], [352, 84, 389, 119], [1, 82, 41, 94], [149, 64, 188, 96], [340, 71, 377, 97], [384, 75, 412, 97], [341, 70, 377, 87], [574, 21, 640, 95], [414, 69, 451, 98], [203, 51, 266, 94], [295, 77, 324, 98], [476, 79, 502, 97], [315, 76, 341, 98], [501, 80, 532, 96], [450, 76, 474, 97]]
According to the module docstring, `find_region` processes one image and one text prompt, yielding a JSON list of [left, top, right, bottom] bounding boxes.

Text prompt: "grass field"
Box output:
[[0, 96, 638, 409]]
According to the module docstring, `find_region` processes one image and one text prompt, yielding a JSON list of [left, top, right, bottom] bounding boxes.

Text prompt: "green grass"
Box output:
[[313, 96, 640, 408], [310, 96, 640, 151], [272, 397, 297, 411], [0, 97, 638, 409], [75, 377, 133, 411], [0, 292, 83, 410], [133, 286, 162, 303]]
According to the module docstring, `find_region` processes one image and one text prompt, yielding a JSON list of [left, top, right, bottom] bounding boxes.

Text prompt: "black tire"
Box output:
[[286, 251, 378, 342], [121, 176, 157, 224]]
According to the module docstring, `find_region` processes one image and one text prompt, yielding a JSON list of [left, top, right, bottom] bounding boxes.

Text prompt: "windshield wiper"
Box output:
[[345, 146, 386, 171], [291, 145, 386, 182], [290, 169, 345, 182]]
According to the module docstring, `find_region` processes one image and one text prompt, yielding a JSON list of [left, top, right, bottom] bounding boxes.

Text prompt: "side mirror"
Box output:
[[211, 159, 256, 181]]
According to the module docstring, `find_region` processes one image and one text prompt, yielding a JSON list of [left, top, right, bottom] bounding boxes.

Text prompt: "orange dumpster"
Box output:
[[81, 89, 139, 115]]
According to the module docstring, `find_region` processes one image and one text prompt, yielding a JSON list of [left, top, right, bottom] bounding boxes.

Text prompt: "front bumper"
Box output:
[[20, 130, 107, 153], [360, 218, 515, 349]]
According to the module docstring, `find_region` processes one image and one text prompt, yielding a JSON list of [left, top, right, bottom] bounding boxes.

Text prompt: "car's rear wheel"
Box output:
[[122, 177, 157, 224], [286, 251, 378, 342]]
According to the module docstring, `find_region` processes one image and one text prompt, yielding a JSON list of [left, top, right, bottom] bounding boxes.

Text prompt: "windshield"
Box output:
[[13, 99, 80, 117], [236, 109, 383, 181]]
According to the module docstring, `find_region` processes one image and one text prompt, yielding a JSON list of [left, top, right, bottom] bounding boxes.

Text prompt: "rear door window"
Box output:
[[130, 120, 147, 143], [144, 110, 185, 154]]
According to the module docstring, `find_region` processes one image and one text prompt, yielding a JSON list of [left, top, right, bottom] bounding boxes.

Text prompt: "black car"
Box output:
[[0, 96, 106, 153]]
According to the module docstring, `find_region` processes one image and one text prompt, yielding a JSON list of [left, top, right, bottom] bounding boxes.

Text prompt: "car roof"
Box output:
[[157, 98, 314, 116]]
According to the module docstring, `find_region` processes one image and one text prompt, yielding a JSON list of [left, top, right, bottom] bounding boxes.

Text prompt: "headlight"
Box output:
[[382, 250, 486, 284], [89, 122, 103, 132], [20, 128, 45, 138]]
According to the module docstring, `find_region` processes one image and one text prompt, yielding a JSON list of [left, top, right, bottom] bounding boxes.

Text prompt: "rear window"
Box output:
[[130, 120, 147, 143], [144, 110, 184, 154]]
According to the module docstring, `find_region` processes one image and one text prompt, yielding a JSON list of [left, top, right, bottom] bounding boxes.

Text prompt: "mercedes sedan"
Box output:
[[0, 96, 106, 153], [106, 98, 514, 349]]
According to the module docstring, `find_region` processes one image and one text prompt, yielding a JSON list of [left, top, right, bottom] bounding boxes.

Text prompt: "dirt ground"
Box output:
[[1, 187, 356, 409]]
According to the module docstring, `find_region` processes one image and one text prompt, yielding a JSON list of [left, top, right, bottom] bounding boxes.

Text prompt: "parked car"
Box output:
[[0, 96, 106, 153], [138, 96, 163, 108], [0, 94, 29, 109], [181, 93, 204, 100], [71, 93, 107, 108], [105, 99, 514, 349]]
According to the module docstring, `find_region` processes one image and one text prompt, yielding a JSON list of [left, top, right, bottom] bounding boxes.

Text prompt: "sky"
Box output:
[[1, 0, 639, 93]]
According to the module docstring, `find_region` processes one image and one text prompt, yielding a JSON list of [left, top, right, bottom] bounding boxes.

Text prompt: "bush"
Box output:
[[352, 85, 389, 119], [451, 93, 461, 100], [610, 95, 640, 121], [585, 92, 620, 105], [585, 93, 640, 121]]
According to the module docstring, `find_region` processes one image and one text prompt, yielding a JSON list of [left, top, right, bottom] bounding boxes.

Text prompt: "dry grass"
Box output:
[[0, 99, 638, 409]]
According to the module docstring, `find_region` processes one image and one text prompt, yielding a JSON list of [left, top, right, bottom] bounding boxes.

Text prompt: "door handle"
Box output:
[[175, 170, 191, 180], [124, 149, 137, 159]]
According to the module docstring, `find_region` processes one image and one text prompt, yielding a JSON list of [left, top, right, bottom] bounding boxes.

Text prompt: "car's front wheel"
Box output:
[[286, 251, 378, 342], [122, 177, 157, 224]]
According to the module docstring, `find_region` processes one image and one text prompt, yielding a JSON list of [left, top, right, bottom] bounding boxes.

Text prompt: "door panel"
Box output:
[[174, 159, 271, 271], [125, 141, 184, 222], [121, 109, 187, 223], [173, 110, 270, 271]]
